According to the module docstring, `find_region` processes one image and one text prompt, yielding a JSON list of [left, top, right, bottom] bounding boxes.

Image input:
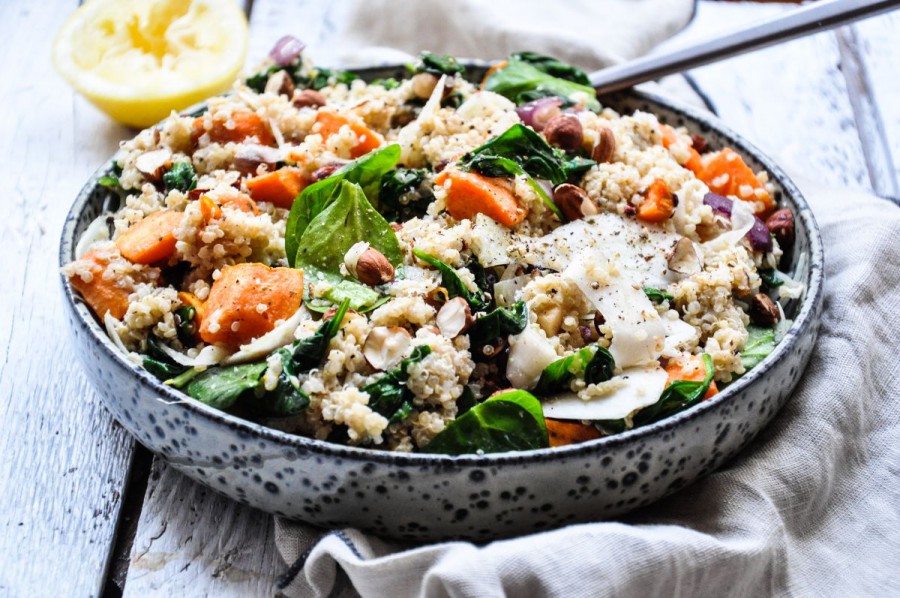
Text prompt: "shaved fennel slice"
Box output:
[[661, 317, 699, 358], [471, 214, 514, 267], [564, 257, 665, 369], [103, 312, 141, 364], [506, 326, 559, 389], [158, 342, 228, 367], [223, 306, 310, 365], [542, 365, 668, 421], [75, 215, 111, 258]]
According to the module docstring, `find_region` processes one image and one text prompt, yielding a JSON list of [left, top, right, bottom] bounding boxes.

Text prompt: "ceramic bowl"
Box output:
[[60, 65, 824, 542]]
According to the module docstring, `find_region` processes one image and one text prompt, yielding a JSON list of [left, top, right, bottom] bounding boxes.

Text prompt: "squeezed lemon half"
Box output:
[[53, 0, 248, 128]]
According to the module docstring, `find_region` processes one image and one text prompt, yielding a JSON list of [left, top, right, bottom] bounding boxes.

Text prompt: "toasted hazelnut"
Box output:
[[363, 326, 412, 370], [135, 149, 173, 182], [265, 70, 295, 97], [690, 134, 709, 154], [293, 89, 327, 109], [436, 297, 474, 338], [543, 114, 583, 152], [553, 184, 598, 221], [750, 293, 780, 327], [766, 208, 795, 249], [354, 247, 394, 286], [667, 237, 702, 275], [411, 72, 439, 99], [311, 162, 344, 182], [532, 103, 563, 132], [233, 144, 282, 175], [591, 127, 616, 164]]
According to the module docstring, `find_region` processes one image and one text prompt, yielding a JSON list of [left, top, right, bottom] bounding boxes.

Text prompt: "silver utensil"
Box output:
[[589, 0, 900, 94]]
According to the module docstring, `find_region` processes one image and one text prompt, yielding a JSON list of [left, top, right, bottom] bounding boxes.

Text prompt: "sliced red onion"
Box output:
[[703, 192, 732, 216], [746, 216, 773, 252], [516, 97, 563, 131], [703, 192, 772, 251], [270, 35, 305, 66]]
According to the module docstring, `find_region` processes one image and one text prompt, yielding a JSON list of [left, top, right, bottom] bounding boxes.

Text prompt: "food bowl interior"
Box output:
[[59, 63, 823, 541]]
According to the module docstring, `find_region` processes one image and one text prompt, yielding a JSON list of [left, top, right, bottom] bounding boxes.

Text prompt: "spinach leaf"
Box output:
[[285, 144, 401, 265], [416, 52, 465, 77], [643, 287, 674, 303], [325, 280, 382, 312], [175, 306, 197, 346], [456, 385, 478, 417], [484, 59, 600, 111], [560, 154, 597, 181], [163, 162, 197, 193], [460, 124, 566, 184], [378, 168, 433, 221], [467, 256, 493, 297], [468, 301, 528, 347], [183, 362, 268, 410], [246, 65, 283, 92], [279, 297, 350, 375], [98, 175, 120, 189], [142, 334, 187, 380], [759, 269, 784, 288], [741, 326, 776, 371], [632, 354, 714, 427], [297, 67, 358, 90], [371, 78, 400, 90], [510, 52, 591, 86], [533, 344, 615, 396], [425, 389, 549, 454], [294, 180, 402, 287], [412, 249, 489, 311], [363, 345, 432, 422]]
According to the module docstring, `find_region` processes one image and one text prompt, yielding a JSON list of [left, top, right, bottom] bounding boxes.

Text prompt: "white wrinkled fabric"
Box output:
[[272, 2, 900, 596]]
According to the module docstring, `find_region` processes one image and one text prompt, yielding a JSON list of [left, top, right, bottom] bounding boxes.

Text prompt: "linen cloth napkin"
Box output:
[[273, 2, 900, 596]]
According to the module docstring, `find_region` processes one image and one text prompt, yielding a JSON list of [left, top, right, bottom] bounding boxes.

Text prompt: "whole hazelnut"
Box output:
[[345, 243, 394, 286], [293, 89, 327, 109], [766, 208, 795, 249], [553, 184, 597, 221], [543, 114, 583, 152], [750, 293, 780, 327], [591, 127, 616, 164]]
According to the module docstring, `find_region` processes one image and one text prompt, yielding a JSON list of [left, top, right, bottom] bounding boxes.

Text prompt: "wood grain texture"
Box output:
[[848, 13, 900, 199], [660, 2, 874, 191], [0, 2, 137, 596], [122, 461, 281, 597]]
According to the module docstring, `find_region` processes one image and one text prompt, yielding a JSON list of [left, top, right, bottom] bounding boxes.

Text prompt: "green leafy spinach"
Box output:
[[412, 249, 490, 311], [643, 287, 674, 303], [425, 389, 549, 455], [363, 345, 432, 422], [484, 56, 600, 111], [378, 168, 433, 221], [632, 354, 715, 427], [533, 344, 615, 396], [163, 162, 198, 193], [415, 52, 465, 77], [468, 301, 528, 347]]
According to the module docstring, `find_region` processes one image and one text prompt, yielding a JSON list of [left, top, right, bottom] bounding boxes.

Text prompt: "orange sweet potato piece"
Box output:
[[699, 148, 773, 214], [199, 263, 304, 349], [546, 418, 602, 448], [193, 111, 277, 147], [199, 191, 258, 223], [246, 168, 306, 209], [68, 249, 132, 320], [115, 210, 183, 265], [665, 354, 719, 400], [314, 111, 383, 159], [637, 179, 676, 223], [660, 124, 703, 175], [199, 195, 223, 223], [434, 169, 527, 227]]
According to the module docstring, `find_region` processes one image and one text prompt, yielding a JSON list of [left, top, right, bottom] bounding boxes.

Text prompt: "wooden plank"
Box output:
[[657, 1, 873, 190], [122, 461, 281, 597], [0, 2, 138, 596], [845, 13, 900, 199]]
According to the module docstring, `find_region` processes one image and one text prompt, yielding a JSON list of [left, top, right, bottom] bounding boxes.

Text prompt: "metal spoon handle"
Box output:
[[589, 0, 900, 94]]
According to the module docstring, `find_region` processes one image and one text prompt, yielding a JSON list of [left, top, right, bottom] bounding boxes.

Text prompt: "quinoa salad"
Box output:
[[64, 41, 804, 454]]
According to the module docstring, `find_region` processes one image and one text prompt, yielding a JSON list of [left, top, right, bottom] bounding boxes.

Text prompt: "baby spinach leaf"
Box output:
[[460, 124, 567, 184], [363, 345, 432, 422], [285, 145, 401, 265], [425, 389, 549, 455], [280, 298, 350, 375], [378, 167, 433, 221], [325, 280, 382, 312], [632, 354, 714, 427], [412, 249, 490, 311], [163, 162, 198, 193], [416, 52, 465, 77], [142, 335, 187, 380], [468, 301, 528, 347], [560, 154, 597, 181], [533, 344, 615, 396], [297, 67, 358, 90], [759, 269, 784, 289], [510, 52, 591, 85], [294, 180, 402, 283], [456, 385, 478, 417], [484, 59, 600, 111], [643, 287, 674, 303], [183, 362, 268, 410], [741, 326, 776, 371], [245, 65, 283, 92]]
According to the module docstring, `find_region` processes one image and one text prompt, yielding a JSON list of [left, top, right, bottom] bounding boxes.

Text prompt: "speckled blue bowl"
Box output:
[[60, 66, 824, 542]]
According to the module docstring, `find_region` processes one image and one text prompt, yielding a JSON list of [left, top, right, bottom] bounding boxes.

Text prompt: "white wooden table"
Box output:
[[1, 1, 897, 595]]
